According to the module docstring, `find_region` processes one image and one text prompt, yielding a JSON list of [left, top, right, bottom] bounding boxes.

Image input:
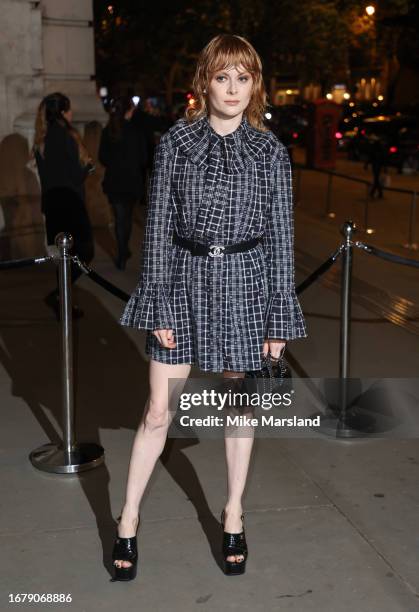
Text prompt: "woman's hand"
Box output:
[[262, 338, 286, 360], [153, 328, 176, 349]]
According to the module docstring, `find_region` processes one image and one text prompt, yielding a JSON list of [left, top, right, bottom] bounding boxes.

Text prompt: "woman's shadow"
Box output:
[[0, 261, 224, 578]]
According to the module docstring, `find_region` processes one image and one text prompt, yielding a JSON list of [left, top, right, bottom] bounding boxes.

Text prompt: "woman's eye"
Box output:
[[214, 74, 251, 84]]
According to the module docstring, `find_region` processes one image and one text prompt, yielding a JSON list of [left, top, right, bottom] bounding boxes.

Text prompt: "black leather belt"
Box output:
[[173, 230, 263, 258]]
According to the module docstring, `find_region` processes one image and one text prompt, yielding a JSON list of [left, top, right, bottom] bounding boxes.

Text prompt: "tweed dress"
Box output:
[[119, 114, 307, 372]]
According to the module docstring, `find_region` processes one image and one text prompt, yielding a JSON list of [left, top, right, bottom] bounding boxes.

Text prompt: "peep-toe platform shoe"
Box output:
[[111, 515, 139, 582], [220, 509, 248, 575]]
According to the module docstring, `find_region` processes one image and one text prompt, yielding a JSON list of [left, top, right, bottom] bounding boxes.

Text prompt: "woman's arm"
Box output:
[[262, 140, 307, 340], [120, 134, 175, 331], [141, 137, 175, 283]]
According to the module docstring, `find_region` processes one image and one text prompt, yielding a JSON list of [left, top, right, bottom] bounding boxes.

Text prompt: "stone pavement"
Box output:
[[1, 180, 419, 611], [293, 147, 419, 256]]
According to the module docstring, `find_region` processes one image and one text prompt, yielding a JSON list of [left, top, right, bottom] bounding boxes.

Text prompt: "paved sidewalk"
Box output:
[[1, 202, 419, 611], [293, 147, 419, 257]]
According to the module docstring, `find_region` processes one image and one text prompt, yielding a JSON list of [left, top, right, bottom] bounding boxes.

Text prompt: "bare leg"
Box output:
[[114, 358, 191, 569], [222, 370, 255, 563]]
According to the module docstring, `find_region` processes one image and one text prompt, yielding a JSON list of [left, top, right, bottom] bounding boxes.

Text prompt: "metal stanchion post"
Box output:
[[336, 221, 373, 438], [60, 232, 75, 458], [325, 173, 335, 218], [403, 191, 418, 251], [336, 221, 355, 437], [364, 183, 375, 235], [340, 222, 354, 378], [29, 233, 104, 473]]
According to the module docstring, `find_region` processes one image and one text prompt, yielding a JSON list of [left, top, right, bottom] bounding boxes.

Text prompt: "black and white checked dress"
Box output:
[[120, 114, 307, 372]]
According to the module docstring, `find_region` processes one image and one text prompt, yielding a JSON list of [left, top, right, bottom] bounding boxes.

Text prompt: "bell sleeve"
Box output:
[[262, 141, 307, 340], [119, 136, 175, 331]]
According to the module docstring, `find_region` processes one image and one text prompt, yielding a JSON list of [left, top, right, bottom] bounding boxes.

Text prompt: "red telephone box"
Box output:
[[306, 99, 341, 169]]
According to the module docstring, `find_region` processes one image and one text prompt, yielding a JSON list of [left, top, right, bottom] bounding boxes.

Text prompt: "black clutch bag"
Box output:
[[245, 347, 292, 395]]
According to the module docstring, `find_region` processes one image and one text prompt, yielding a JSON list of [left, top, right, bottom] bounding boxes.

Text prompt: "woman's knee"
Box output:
[[143, 396, 170, 430], [146, 359, 192, 428]]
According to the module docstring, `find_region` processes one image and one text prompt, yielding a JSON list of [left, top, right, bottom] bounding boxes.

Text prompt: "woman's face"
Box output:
[[207, 64, 253, 119]]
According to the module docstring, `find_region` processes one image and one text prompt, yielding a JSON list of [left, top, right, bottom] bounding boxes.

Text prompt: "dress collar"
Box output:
[[170, 113, 271, 173]]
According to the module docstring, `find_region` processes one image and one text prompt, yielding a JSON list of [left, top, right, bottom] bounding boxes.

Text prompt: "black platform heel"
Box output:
[[220, 509, 248, 576], [111, 515, 139, 582]]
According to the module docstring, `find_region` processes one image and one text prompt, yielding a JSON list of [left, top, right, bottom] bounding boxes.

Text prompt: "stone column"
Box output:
[[14, 0, 106, 141]]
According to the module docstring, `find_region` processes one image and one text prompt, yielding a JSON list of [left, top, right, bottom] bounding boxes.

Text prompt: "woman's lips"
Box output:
[[224, 101, 239, 105]]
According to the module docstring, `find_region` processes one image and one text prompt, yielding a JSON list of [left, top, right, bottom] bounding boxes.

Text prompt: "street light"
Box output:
[[365, 5, 375, 16]]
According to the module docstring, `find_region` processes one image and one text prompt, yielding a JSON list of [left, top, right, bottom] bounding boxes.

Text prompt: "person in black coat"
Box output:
[[99, 96, 148, 269], [365, 134, 388, 199], [33, 92, 95, 319], [131, 104, 156, 178]]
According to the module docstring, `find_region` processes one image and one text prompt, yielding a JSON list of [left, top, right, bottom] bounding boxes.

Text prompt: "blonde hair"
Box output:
[[185, 34, 268, 132], [33, 93, 92, 165]]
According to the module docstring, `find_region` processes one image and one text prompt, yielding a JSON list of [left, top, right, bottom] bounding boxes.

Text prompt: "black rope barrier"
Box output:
[[72, 256, 130, 302], [0, 255, 53, 270], [296, 244, 345, 295], [4, 225, 417, 451], [71, 244, 346, 305], [2, 239, 417, 308], [294, 162, 417, 195], [355, 242, 419, 269]]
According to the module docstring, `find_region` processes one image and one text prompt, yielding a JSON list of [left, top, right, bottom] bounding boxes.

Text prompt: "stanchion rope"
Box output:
[[296, 243, 345, 294], [71, 255, 130, 302], [355, 242, 419, 269], [3, 239, 417, 305], [0, 255, 53, 270]]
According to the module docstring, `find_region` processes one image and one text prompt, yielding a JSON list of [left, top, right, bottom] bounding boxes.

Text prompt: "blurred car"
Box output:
[[390, 124, 419, 173], [337, 113, 419, 171], [335, 113, 365, 156], [264, 104, 309, 159]]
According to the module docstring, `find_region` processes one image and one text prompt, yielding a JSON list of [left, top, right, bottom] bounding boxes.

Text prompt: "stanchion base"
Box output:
[[335, 412, 375, 438], [29, 442, 105, 474], [313, 409, 376, 439]]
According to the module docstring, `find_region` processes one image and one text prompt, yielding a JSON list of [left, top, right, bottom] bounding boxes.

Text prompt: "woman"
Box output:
[[33, 92, 94, 319], [112, 34, 307, 581], [99, 96, 148, 269], [366, 134, 387, 199]]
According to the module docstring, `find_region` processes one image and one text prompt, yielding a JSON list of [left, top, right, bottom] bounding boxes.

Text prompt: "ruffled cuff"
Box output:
[[264, 290, 307, 340], [119, 280, 174, 331]]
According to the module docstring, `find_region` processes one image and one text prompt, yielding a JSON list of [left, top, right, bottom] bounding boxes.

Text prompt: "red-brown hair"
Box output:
[[185, 34, 268, 132]]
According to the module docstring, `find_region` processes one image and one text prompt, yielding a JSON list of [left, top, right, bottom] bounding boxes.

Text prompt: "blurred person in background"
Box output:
[[131, 100, 156, 205], [33, 92, 95, 320], [365, 134, 388, 199], [99, 95, 148, 269]]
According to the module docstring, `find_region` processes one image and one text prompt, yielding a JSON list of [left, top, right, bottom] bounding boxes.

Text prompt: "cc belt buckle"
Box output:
[[208, 244, 225, 258]]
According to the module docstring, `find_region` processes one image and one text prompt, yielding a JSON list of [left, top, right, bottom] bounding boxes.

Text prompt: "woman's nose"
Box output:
[[227, 82, 237, 94]]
